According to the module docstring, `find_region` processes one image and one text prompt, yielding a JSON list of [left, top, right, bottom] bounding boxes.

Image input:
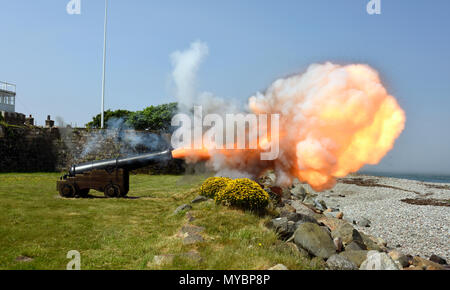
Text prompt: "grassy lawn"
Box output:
[[0, 173, 322, 270]]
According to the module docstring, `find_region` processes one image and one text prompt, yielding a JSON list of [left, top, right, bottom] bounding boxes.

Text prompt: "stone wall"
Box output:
[[0, 125, 184, 174]]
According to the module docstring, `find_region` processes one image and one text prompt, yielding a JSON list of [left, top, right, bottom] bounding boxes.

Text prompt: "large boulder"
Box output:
[[268, 217, 296, 240], [359, 232, 382, 251], [360, 251, 400, 270], [339, 250, 369, 267], [290, 183, 307, 200], [282, 211, 318, 225], [331, 223, 363, 246], [412, 256, 445, 270], [388, 250, 410, 268], [294, 222, 336, 259], [345, 240, 367, 251], [290, 200, 317, 217], [326, 254, 358, 270], [318, 216, 348, 232]]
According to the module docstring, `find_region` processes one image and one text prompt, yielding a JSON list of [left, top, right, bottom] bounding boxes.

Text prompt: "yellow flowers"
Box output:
[[199, 177, 270, 211], [200, 177, 269, 211], [200, 177, 231, 198], [214, 178, 270, 211]]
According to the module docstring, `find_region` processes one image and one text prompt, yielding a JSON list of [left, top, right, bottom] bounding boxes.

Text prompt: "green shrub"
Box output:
[[215, 178, 270, 211], [200, 177, 232, 198]]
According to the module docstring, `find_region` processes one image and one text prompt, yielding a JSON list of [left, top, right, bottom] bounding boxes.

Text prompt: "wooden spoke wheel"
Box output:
[[104, 184, 121, 198], [59, 184, 76, 198]]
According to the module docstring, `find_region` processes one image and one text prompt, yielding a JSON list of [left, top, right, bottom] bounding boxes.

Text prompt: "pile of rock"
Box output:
[[264, 177, 448, 270]]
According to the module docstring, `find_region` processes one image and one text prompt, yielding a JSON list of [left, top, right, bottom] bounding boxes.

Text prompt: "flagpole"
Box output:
[[101, 0, 108, 129]]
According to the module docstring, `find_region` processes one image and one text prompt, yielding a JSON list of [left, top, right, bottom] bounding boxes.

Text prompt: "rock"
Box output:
[[314, 199, 328, 212], [388, 250, 410, 268], [283, 189, 293, 200], [290, 200, 316, 217], [302, 195, 317, 206], [339, 250, 369, 267], [336, 212, 344, 219], [333, 237, 343, 252], [152, 254, 175, 266], [191, 196, 208, 204], [357, 217, 371, 227], [186, 212, 195, 222], [331, 223, 363, 246], [375, 237, 387, 247], [359, 232, 382, 251], [360, 251, 400, 270], [326, 254, 358, 270], [290, 182, 307, 200], [180, 250, 203, 263], [318, 216, 347, 232], [268, 264, 289, 270], [278, 203, 295, 214], [282, 211, 318, 225], [174, 204, 192, 214], [429, 254, 447, 265], [258, 172, 276, 188], [324, 211, 339, 219], [180, 224, 205, 235], [321, 226, 332, 236], [412, 256, 445, 270], [294, 222, 336, 259], [16, 255, 33, 262], [285, 242, 310, 257], [183, 233, 204, 245], [151, 251, 202, 267], [345, 241, 367, 251], [268, 217, 296, 240]]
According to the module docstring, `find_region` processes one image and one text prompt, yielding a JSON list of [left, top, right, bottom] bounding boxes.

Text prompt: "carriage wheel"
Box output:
[[59, 184, 76, 198], [104, 184, 121, 198]]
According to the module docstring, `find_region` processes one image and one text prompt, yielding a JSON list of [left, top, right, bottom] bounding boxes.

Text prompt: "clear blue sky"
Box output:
[[1, 0, 449, 174]]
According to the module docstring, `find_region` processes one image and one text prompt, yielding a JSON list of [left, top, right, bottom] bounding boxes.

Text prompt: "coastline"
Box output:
[[305, 174, 450, 262]]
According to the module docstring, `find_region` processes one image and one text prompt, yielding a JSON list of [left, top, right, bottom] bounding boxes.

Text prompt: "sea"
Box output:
[[359, 172, 450, 184]]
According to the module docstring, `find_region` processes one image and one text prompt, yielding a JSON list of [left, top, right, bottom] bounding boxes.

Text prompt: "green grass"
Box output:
[[0, 173, 322, 270]]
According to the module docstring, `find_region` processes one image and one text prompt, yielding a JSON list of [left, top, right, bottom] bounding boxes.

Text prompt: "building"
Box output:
[[0, 81, 16, 113], [0, 81, 27, 126]]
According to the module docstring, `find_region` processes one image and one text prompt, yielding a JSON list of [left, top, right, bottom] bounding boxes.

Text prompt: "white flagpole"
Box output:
[[101, 0, 108, 129]]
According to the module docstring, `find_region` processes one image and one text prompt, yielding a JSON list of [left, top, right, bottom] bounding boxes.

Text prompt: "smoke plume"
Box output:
[[171, 42, 406, 191]]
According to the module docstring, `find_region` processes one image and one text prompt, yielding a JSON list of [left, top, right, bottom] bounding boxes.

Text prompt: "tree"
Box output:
[[85, 103, 178, 133], [126, 103, 178, 132], [85, 109, 131, 129]]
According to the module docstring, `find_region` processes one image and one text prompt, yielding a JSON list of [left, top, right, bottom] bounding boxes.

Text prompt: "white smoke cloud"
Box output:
[[170, 42, 406, 191], [170, 41, 209, 112]]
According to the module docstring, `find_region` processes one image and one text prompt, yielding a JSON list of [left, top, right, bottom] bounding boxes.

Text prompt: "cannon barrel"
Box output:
[[69, 150, 173, 176]]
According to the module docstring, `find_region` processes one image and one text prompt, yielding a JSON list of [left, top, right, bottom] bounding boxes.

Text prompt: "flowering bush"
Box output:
[[215, 178, 270, 211], [200, 177, 232, 198]]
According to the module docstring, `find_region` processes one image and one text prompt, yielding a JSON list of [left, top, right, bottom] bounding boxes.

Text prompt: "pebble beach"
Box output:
[[309, 175, 450, 262]]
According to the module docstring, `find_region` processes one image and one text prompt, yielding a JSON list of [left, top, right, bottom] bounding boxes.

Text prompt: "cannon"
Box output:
[[57, 150, 173, 198]]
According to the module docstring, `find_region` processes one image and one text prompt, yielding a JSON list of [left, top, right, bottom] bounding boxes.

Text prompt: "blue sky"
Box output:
[[1, 0, 449, 174]]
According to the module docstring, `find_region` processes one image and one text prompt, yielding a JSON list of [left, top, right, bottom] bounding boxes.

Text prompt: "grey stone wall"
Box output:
[[0, 125, 184, 174]]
